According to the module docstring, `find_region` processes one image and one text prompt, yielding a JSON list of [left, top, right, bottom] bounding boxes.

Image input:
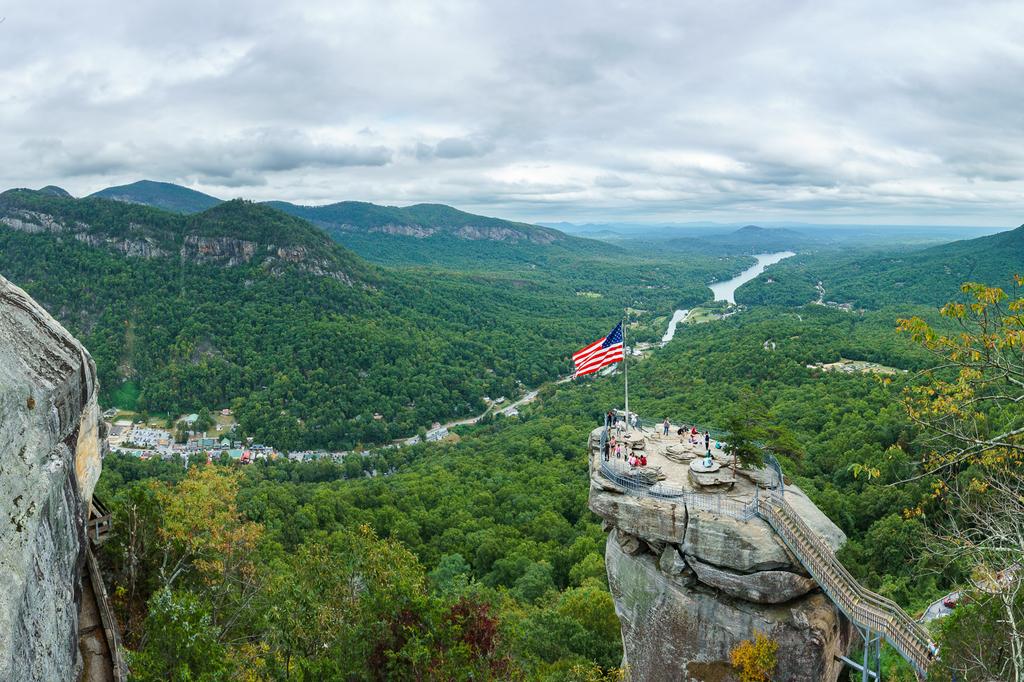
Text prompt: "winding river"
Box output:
[[660, 309, 691, 345], [709, 251, 795, 304], [661, 251, 795, 343]]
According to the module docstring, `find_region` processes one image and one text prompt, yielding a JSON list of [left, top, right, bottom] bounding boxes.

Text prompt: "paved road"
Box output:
[[920, 592, 958, 623], [441, 389, 541, 429]]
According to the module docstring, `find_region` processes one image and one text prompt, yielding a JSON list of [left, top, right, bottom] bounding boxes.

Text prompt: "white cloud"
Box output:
[[0, 0, 1022, 225]]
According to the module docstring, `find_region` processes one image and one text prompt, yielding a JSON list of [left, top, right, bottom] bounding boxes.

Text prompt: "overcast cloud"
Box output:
[[1, 0, 1022, 224]]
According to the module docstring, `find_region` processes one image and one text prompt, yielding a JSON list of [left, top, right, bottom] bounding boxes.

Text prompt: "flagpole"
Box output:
[[622, 314, 629, 432]]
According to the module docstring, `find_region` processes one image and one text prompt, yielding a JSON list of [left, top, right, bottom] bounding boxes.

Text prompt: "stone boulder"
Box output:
[[590, 481, 688, 546], [686, 556, 819, 604], [0, 274, 103, 681], [606, 537, 851, 682], [588, 425, 853, 680], [682, 508, 799, 573]]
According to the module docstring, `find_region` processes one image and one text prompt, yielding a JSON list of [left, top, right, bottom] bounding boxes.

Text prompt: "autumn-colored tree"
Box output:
[[898, 279, 1024, 681], [155, 466, 265, 637], [898, 280, 1024, 476], [730, 631, 778, 682]]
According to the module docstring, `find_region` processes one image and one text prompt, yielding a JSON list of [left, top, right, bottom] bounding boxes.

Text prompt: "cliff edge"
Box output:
[[588, 425, 853, 681], [0, 274, 103, 680]]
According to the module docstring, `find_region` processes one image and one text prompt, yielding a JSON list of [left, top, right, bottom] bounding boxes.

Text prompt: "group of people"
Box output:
[[602, 431, 648, 467], [603, 410, 642, 466], [676, 424, 712, 453], [605, 409, 638, 432], [601, 411, 715, 468]]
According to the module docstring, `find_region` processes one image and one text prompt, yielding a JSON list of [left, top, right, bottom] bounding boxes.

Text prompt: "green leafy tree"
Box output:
[[130, 589, 229, 681]]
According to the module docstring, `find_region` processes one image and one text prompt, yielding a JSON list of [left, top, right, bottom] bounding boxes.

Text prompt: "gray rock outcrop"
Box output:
[[589, 427, 853, 681], [0, 274, 103, 681], [606, 537, 850, 682]]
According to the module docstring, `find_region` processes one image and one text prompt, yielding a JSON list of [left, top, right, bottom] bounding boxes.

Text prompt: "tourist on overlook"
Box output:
[[614, 441, 623, 460], [704, 431, 711, 452], [630, 413, 638, 430], [603, 437, 610, 462], [628, 451, 637, 467], [606, 409, 615, 427], [639, 453, 648, 467], [662, 417, 670, 436]]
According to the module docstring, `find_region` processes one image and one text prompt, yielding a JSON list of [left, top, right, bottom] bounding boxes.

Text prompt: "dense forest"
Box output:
[[0, 190, 745, 449], [94, 300, 978, 680], [735, 226, 1024, 309]]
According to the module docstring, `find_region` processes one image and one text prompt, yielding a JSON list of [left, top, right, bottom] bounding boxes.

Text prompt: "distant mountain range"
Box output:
[[267, 200, 568, 246], [89, 180, 222, 214], [735, 223, 1024, 308], [81, 180, 567, 246], [665, 224, 819, 254]]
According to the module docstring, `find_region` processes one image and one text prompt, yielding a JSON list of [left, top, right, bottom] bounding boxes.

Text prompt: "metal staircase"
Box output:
[[756, 491, 934, 680]]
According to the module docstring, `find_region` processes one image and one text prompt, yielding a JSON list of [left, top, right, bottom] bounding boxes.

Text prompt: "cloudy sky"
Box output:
[[2, 0, 1023, 225]]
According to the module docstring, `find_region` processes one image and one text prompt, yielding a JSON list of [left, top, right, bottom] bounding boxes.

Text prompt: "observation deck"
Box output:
[[589, 418, 934, 681]]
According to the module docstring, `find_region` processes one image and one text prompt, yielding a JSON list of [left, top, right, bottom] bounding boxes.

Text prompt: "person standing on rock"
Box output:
[[704, 431, 711, 453], [662, 417, 670, 436], [603, 436, 610, 462]]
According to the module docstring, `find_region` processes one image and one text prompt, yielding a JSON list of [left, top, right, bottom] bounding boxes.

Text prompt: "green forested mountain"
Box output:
[[38, 185, 73, 197], [0, 188, 744, 449], [268, 200, 569, 245], [267, 199, 608, 270], [88, 180, 607, 269], [89, 179, 224, 214], [735, 224, 1024, 308], [658, 224, 818, 256]]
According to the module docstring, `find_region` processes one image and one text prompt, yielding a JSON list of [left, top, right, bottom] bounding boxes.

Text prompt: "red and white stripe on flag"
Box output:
[[572, 337, 624, 378]]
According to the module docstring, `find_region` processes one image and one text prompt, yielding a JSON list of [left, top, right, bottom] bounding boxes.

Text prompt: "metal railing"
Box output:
[[764, 453, 785, 497], [758, 493, 933, 677], [594, 425, 758, 520], [592, 422, 934, 677]]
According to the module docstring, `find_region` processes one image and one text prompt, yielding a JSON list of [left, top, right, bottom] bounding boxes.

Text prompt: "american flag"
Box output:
[[573, 322, 624, 378]]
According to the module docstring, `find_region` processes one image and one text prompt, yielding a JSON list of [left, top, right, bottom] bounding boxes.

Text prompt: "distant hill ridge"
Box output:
[[89, 180, 222, 214], [734, 223, 1024, 308], [268, 200, 567, 245], [85, 180, 567, 245], [0, 189, 370, 284]]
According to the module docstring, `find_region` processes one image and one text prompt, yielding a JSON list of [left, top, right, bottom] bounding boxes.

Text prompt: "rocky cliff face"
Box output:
[[1, 210, 173, 259], [0, 274, 103, 681], [0, 195, 359, 284], [179, 235, 354, 283], [337, 221, 560, 244], [588, 428, 852, 681]]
